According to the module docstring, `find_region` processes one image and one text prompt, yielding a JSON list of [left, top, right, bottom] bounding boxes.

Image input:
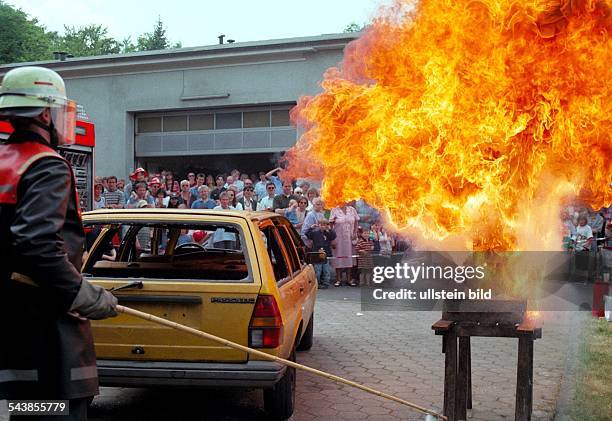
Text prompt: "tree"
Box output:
[[120, 37, 138, 53], [0, 1, 55, 64], [344, 22, 365, 33], [137, 17, 172, 51], [0, 4, 183, 64], [119, 22, 181, 54], [54, 24, 121, 57]]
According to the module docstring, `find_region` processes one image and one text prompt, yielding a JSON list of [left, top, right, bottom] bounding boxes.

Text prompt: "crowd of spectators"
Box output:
[[561, 203, 612, 281], [94, 167, 610, 287], [561, 204, 610, 252], [93, 166, 401, 288]]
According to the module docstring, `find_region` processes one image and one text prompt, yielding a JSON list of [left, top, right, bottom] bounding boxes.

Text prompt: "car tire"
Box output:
[[264, 348, 296, 421], [296, 315, 314, 351]]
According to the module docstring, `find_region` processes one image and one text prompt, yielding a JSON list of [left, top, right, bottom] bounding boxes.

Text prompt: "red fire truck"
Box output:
[[0, 106, 96, 211]]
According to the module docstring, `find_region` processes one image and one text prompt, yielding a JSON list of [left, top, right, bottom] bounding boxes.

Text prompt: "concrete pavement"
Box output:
[[90, 287, 583, 420]]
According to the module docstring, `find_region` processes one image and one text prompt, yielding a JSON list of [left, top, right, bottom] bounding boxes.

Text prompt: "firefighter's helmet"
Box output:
[[0, 66, 76, 145]]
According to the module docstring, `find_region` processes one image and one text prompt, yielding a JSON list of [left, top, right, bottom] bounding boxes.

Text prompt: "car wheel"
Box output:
[[296, 315, 314, 351], [264, 348, 296, 420]]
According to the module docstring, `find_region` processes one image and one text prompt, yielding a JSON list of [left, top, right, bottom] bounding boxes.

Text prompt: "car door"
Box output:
[[274, 219, 316, 325], [259, 221, 302, 352]]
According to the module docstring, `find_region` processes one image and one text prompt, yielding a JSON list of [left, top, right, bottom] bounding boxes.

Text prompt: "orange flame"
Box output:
[[286, 0, 611, 251]]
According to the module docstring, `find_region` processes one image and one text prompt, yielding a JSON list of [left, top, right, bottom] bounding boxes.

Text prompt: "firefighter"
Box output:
[[0, 66, 118, 420]]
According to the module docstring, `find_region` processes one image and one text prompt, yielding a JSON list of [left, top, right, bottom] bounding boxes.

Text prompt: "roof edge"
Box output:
[[0, 32, 360, 72]]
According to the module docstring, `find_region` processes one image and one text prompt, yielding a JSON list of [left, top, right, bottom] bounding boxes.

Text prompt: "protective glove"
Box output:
[[69, 279, 118, 320]]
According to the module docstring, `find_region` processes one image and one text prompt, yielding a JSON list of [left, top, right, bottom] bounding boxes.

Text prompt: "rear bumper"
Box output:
[[97, 359, 286, 388]]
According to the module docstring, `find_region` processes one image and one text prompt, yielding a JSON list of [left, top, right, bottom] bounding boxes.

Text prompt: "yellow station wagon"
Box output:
[[82, 209, 320, 420]]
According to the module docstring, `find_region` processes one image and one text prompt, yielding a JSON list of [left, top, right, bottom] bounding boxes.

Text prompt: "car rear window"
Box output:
[[82, 221, 252, 282]]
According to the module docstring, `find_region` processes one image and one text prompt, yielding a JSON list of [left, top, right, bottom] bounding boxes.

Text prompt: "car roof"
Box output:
[[83, 208, 279, 224]]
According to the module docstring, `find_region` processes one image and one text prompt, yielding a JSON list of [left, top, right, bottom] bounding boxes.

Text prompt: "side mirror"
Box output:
[[306, 250, 327, 264]]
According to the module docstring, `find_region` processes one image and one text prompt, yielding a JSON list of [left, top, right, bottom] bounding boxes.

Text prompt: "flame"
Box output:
[[286, 0, 611, 251], [526, 310, 541, 322]]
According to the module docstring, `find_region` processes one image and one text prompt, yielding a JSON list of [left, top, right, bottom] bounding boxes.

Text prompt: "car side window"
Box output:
[[276, 225, 301, 275], [276, 219, 306, 265], [83, 221, 251, 282], [82, 225, 118, 270], [261, 225, 291, 283]]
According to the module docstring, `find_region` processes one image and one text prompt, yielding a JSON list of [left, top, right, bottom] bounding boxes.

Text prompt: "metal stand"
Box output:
[[432, 319, 542, 421]]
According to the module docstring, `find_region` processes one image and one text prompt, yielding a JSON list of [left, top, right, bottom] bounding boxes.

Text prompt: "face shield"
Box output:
[[0, 88, 77, 146], [49, 98, 77, 146]]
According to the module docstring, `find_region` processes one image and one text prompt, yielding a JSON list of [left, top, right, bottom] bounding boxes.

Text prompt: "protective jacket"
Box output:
[[0, 129, 99, 400]]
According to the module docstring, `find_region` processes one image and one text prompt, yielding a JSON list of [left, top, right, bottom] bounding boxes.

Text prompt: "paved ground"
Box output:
[[90, 287, 583, 420]]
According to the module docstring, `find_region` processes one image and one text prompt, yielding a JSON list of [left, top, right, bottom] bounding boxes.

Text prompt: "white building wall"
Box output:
[[61, 45, 348, 178]]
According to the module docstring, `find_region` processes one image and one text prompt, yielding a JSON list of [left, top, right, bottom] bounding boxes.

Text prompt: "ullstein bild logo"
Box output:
[[371, 263, 486, 284]]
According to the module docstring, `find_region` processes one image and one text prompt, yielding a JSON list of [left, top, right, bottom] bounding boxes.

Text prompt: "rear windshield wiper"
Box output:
[[109, 280, 144, 292]]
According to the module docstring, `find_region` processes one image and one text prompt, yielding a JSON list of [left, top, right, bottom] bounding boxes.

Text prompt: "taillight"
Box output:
[[249, 295, 283, 348]]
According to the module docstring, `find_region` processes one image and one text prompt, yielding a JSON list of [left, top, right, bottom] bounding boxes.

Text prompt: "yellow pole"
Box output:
[[117, 305, 446, 420]]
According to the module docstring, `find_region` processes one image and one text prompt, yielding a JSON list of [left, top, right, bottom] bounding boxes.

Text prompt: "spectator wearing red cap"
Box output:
[[148, 177, 163, 197], [132, 167, 148, 179], [123, 167, 148, 204]]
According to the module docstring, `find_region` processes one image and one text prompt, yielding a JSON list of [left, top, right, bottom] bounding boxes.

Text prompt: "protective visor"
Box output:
[[50, 99, 77, 145], [0, 90, 77, 145]]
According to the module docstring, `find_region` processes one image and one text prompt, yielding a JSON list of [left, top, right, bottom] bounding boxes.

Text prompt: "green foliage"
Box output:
[[119, 37, 138, 54], [0, 3, 183, 64], [136, 17, 171, 51], [343, 22, 364, 33], [0, 1, 55, 64], [54, 24, 121, 57]]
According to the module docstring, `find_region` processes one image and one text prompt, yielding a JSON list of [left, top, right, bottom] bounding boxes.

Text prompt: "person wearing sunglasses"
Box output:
[[256, 181, 277, 211], [294, 197, 309, 230], [239, 185, 257, 211]]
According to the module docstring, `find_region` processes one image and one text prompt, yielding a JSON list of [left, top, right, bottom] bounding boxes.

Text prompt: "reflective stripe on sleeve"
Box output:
[[70, 365, 98, 381], [0, 369, 38, 383], [17, 152, 58, 175]]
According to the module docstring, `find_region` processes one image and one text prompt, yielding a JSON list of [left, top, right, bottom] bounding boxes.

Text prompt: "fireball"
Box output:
[[286, 0, 611, 251]]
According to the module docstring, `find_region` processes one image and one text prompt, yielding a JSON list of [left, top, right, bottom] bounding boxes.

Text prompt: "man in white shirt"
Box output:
[[575, 216, 593, 251], [239, 185, 257, 211], [256, 182, 277, 211], [213, 191, 235, 211], [212, 192, 237, 248]]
